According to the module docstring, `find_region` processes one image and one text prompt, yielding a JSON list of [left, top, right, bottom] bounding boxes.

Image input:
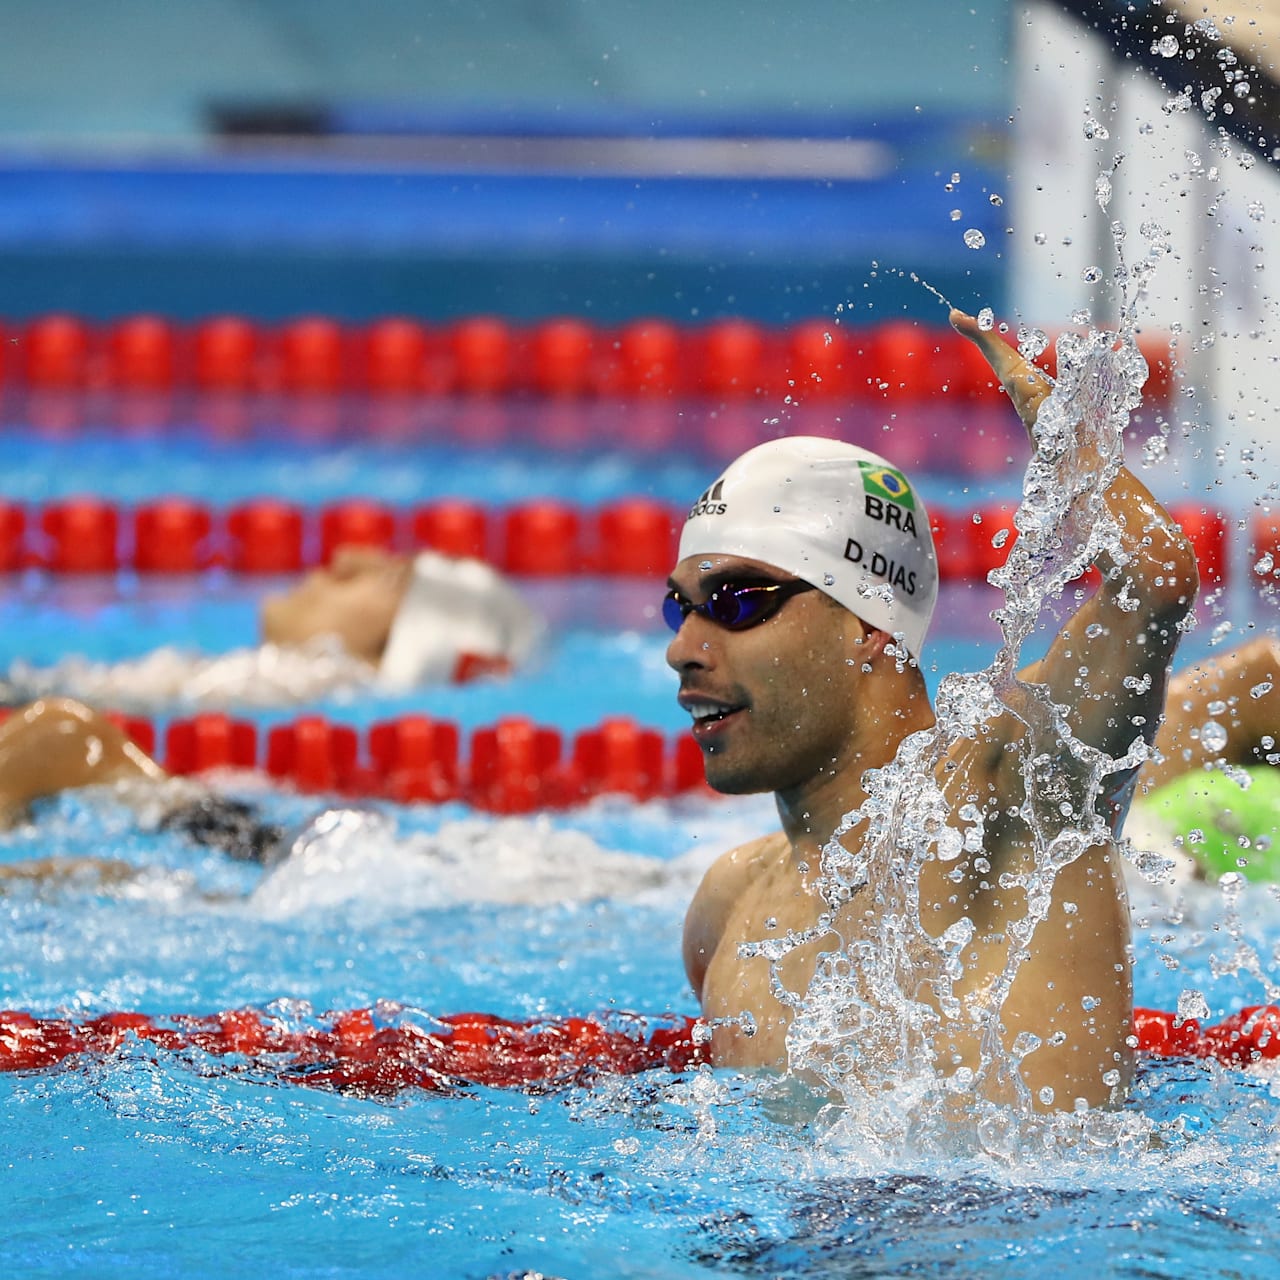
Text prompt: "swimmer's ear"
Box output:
[[844, 614, 889, 655], [862, 627, 899, 660]]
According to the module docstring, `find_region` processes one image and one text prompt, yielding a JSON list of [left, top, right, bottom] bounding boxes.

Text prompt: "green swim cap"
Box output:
[[1140, 766, 1280, 883]]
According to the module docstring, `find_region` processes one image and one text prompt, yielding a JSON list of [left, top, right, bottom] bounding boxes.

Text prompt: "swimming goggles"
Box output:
[[662, 577, 817, 633]]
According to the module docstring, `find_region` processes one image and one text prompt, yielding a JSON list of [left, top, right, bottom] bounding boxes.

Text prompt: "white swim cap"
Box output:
[[677, 436, 938, 656], [379, 551, 542, 689]]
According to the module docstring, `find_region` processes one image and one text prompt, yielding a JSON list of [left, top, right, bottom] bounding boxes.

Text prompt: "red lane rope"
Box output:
[[0, 1005, 1270, 1096], [3, 313, 1179, 403], [0, 494, 1241, 585], [88, 711, 707, 811], [0, 1007, 706, 1096]]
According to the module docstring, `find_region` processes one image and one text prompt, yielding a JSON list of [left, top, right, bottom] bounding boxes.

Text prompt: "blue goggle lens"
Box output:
[[662, 578, 815, 633]]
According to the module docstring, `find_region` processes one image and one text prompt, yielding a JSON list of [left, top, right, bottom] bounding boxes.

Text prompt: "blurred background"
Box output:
[[0, 0, 1014, 321], [0, 1, 1275, 611]]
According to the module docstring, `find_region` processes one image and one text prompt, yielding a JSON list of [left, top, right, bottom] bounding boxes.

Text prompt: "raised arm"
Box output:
[[951, 310, 1199, 810]]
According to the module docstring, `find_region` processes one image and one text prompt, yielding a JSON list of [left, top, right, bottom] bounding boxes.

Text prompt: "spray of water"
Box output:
[[754, 213, 1183, 1155]]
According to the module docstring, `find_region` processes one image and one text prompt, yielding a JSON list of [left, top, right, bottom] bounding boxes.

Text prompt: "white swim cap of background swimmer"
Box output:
[[677, 436, 939, 656], [379, 551, 542, 689]]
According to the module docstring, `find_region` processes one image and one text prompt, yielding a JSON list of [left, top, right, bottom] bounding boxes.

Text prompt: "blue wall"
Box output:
[[0, 1, 1015, 322]]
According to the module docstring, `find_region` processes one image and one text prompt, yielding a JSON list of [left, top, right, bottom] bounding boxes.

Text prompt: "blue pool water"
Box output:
[[2, 417, 1280, 1278]]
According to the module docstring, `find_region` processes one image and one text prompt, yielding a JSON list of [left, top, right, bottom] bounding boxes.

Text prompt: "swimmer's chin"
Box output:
[[698, 752, 779, 797]]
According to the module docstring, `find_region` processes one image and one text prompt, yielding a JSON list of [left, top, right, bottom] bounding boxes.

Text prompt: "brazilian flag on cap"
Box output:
[[859, 461, 915, 509]]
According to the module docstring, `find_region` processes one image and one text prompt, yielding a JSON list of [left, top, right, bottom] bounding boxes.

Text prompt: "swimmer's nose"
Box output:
[[665, 612, 716, 674]]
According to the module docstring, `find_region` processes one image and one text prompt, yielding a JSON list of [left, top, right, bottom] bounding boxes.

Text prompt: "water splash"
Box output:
[[1, 638, 377, 711], [762, 223, 1177, 1154]]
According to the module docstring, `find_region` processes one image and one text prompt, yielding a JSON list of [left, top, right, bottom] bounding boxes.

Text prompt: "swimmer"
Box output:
[[0, 697, 287, 889], [3, 543, 541, 708], [261, 544, 540, 689], [0, 543, 540, 872], [1132, 635, 1280, 881], [673, 310, 1199, 1113]]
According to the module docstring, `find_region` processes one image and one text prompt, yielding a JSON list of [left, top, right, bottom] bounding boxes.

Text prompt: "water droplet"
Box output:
[[989, 193, 1004, 207], [1034, 231, 1047, 245], [963, 229, 986, 250], [1142, 435, 1169, 465], [1251, 681, 1273, 700], [1207, 700, 1227, 716], [1081, 265, 1103, 283], [1177, 988, 1209, 1020], [977, 307, 995, 331], [1038, 1086, 1055, 1105], [823, 573, 836, 587], [950, 208, 962, 221], [1012, 1031, 1041, 1058], [1017, 326, 1048, 359], [1249, 201, 1266, 222], [1199, 720, 1229, 753]]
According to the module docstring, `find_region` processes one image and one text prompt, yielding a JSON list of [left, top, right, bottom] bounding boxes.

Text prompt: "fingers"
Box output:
[[949, 308, 1053, 430]]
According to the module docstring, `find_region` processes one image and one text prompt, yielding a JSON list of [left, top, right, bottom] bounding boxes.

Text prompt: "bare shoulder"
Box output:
[[682, 831, 787, 999]]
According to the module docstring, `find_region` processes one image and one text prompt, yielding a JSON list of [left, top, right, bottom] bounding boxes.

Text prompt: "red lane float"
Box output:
[[1, 1004, 1274, 1097], [1132, 1005, 1280, 1065], [124, 711, 707, 807], [1, 313, 1181, 405], [0, 1007, 706, 1096], [134, 499, 214, 573], [0, 497, 1245, 583]]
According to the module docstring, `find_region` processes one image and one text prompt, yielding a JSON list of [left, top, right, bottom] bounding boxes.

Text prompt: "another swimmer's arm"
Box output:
[[0, 857, 141, 890], [0, 698, 166, 826], [1145, 636, 1280, 790], [951, 310, 1198, 780]]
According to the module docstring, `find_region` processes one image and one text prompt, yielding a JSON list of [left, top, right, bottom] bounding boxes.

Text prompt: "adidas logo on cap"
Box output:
[[687, 478, 727, 519]]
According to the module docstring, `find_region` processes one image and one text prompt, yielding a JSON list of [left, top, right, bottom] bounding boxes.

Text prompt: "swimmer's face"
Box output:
[[260, 545, 412, 665], [665, 553, 873, 797]]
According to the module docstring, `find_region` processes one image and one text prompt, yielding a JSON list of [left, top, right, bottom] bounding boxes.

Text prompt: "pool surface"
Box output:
[[2, 411, 1280, 1279]]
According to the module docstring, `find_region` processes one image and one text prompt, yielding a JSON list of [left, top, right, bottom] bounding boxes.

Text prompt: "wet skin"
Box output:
[[674, 312, 1200, 1113], [260, 545, 412, 666]]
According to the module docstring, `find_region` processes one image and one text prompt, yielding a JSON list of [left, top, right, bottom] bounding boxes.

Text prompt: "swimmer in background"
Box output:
[[673, 310, 1199, 1114], [0, 543, 540, 872], [2, 542, 541, 708], [1135, 635, 1280, 881]]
